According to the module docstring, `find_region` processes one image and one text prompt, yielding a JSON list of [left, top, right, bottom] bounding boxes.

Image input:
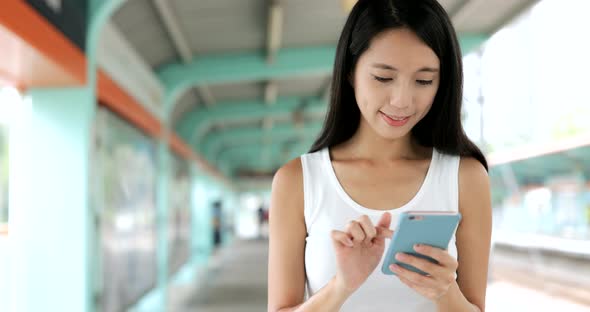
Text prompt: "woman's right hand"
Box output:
[[330, 212, 394, 295]]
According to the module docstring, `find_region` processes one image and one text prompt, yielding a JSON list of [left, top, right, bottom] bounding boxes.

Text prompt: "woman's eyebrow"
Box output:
[[417, 67, 439, 73], [372, 63, 397, 70], [371, 63, 439, 73]]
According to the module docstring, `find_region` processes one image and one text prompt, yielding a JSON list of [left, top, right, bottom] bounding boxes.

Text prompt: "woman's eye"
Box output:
[[373, 75, 392, 83], [417, 80, 433, 86]]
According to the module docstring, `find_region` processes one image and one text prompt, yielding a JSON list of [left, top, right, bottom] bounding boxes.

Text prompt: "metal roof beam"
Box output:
[[153, 0, 216, 108], [160, 33, 489, 109], [459, 34, 490, 55], [158, 46, 337, 105], [153, 0, 192, 62], [218, 138, 315, 173], [201, 122, 323, 161], [175, 96, 327, 146]]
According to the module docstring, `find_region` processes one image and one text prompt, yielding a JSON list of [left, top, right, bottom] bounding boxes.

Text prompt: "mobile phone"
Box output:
[[381, 211, 461, 275]]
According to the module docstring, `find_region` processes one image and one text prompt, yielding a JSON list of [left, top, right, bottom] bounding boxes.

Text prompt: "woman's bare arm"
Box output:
[[268, 158, 351, 312], [436, 157, 492, 312]]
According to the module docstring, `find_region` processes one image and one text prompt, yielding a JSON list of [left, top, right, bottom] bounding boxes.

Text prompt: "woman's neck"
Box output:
[[337, 119, 427, 162]]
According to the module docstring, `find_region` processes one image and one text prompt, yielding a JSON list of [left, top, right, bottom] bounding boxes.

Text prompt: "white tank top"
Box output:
[[301, 147, 460, 312]]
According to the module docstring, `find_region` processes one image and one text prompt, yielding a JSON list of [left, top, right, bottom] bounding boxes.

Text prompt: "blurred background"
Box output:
[[0, 0, 589, 311]]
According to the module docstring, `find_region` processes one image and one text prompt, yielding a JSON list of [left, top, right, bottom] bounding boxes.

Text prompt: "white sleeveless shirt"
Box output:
[[301, 147, 460, 312]]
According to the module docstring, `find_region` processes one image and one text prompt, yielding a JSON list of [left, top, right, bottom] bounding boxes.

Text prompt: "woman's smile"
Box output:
[[379, 111, 412, 127]]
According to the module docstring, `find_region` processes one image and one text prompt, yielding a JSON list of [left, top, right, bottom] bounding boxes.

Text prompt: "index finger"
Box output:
[[376, 212, 391, 229], [357, 215, 377, 243], [376, 227, 394, 239]]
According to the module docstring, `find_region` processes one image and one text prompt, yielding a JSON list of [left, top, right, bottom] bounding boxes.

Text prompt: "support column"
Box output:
[[156, 137, 171, 309], [9, 87, 95, 312], [191, 172, 214, 265]]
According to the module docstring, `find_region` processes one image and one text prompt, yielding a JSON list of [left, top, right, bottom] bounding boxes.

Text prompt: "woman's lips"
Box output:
[[380, 111, 411, 127]]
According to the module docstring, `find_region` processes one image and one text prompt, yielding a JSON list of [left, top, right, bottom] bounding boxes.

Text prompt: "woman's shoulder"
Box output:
[[274, 157, 303, 185], [272, 158, 304, 202], [270, 157, 305, 224], [272, 147, 325, 200], [458, 157, 488, 183], [458, 156, 490, 212]]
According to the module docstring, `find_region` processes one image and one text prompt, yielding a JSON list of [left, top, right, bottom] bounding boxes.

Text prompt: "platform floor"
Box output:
[[169, 238, 590, 312], [169, 239, 268, 312]]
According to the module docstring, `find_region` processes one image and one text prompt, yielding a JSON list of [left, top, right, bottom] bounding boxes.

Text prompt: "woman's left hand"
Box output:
[[389, 244, 458, 302]]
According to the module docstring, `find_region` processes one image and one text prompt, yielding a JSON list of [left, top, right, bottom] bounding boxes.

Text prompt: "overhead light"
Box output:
[[267, 2, 283, 63]]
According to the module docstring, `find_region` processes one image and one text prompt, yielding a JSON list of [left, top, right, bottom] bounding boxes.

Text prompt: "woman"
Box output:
[[268, 0, 491, 311]]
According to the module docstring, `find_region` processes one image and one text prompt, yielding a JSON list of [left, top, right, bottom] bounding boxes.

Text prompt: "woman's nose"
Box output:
[[389, 84, 411, 109]]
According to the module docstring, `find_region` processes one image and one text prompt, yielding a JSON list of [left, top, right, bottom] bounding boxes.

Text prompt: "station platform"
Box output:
[[168, 239, 268, 312], [166, 237, 590, 312]]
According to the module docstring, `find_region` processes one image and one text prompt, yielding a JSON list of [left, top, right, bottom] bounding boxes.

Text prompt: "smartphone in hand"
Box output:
[[381, 211, 461, 275]]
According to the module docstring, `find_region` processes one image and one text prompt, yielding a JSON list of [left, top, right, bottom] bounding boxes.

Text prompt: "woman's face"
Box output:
[[352, 27, 440, 140]]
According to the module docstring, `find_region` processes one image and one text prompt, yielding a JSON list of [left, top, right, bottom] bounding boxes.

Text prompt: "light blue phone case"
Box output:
[[381, 211, 461, 275]]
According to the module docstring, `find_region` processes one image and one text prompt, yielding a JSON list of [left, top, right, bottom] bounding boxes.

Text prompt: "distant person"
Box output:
[[258, 204, 268, 239], [267, 1, 491, 311], [212, 200, 222, 248]]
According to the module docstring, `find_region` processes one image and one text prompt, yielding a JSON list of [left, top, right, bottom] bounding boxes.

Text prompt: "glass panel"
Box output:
[[93, 107, 158, 312], [168, 154, 191, 275]]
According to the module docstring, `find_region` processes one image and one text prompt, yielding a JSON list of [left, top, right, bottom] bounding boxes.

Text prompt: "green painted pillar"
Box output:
[[9, 88, 95, 312], [191, 172, 213, 265], [222, 190, 238, 246], [156, 138, 171, 308]]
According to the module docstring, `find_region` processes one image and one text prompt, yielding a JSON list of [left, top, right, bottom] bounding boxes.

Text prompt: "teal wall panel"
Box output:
[[9, 87, 94, 312]]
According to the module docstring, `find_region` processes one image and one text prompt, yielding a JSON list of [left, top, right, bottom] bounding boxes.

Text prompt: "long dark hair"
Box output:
[[309, 0, 488, 170]]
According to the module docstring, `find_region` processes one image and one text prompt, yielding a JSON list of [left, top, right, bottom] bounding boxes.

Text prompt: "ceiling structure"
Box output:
[[106, 0, 539, 182]]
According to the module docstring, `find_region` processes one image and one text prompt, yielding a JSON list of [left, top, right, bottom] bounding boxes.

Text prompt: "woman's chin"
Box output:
[[374, 126, 411, 141]]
